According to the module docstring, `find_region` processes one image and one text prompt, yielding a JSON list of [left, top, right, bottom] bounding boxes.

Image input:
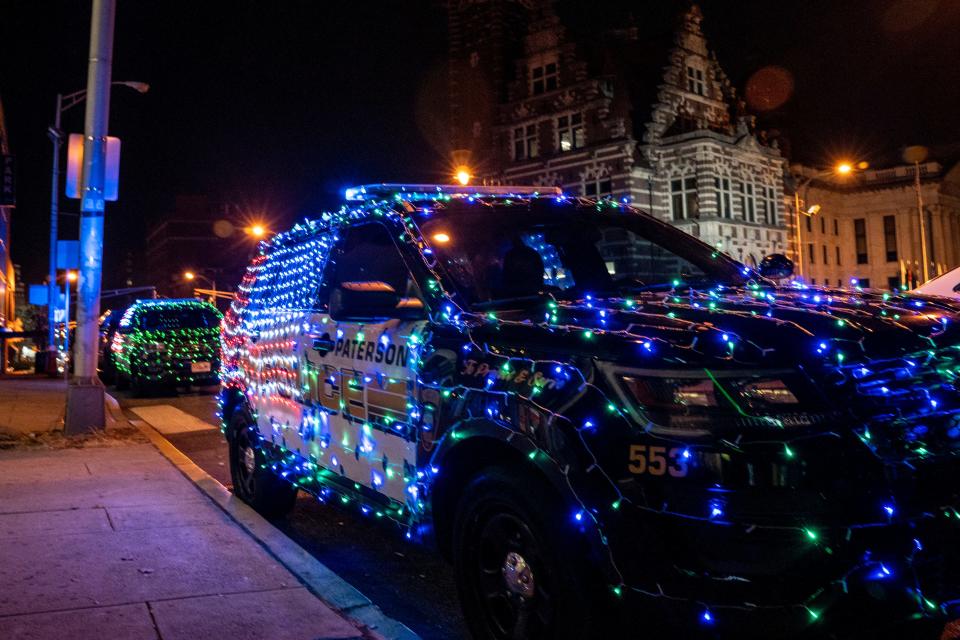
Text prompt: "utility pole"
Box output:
[[65, 0, 115, 434], [47, 95, 63, 373], [914, 161, 929, 283]]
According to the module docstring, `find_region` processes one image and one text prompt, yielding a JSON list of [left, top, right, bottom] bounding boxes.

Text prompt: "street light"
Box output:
[[454, 166, 472, 186], [183, 270, 218, 302], [247, 224, 267, 239], [46, 80, 148, 372], [791, 161, 859, 278]]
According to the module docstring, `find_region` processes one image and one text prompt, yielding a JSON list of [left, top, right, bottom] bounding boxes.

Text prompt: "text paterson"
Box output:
[[332, 337, 409, 367]]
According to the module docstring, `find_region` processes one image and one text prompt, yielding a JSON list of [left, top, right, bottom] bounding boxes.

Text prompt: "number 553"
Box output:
[[628, 445, 689, 478]]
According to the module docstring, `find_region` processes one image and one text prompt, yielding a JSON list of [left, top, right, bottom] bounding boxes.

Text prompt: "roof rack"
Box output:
[[344, 183, 562, 202]]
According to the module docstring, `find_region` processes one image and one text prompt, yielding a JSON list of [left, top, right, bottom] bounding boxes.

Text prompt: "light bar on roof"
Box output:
[[344, 183, 562, 202]]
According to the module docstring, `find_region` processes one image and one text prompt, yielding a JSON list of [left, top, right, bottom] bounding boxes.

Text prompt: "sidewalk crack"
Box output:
[[145, 601, 164, 640]]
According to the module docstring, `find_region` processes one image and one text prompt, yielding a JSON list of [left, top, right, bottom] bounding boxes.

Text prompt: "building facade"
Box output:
[[446, 2, 789, 266], [793, 160, 960, 290]]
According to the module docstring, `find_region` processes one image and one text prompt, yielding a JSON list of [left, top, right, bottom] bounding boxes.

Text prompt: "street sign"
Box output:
[[65, 134, 121, 201], [28, 285, 48, 306], [0, 155, 15, 206], [56, 240, 80, 270]]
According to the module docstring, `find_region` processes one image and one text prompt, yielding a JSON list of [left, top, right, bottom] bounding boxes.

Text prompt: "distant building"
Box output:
[[0, 94, 16, 327], [792, 160, 960, 290], [446, 2, 788, 266], [145, 195, 253, 299]]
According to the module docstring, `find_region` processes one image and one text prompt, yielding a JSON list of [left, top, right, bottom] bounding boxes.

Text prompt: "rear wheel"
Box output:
[[228, 410, 298, 519], [452, 467, 601, 640]]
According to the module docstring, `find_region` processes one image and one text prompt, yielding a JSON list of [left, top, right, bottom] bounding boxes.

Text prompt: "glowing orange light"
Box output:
[[184, 271, 196, 281], [432, 232, 451, 244], [836, 162, 853, 175], [249, 224, 267, 238], [66, 271, 78, 282], [454, 167, 471, 186]]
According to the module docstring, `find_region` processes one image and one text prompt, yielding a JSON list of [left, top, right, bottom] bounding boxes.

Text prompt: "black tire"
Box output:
[[227, 410, 298, 519], [452, 467, 601, 640]]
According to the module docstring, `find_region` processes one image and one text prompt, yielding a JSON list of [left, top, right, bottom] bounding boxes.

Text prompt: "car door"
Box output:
[[298, 222, 427, 505]]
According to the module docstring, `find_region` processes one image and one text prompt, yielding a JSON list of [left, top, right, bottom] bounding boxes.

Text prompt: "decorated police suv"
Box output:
[[220, 184, 960, 639]]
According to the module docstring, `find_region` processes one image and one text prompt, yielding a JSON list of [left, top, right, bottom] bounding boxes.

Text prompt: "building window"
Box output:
[[736, 181, 755, 222], [887, 276, 900, 291], [556, 113, 585, 152], [686, 66, 705, 96], [715, 177, 732, 218], [530, 59, 559, 95], [833, 219, 839, 235], [765, 187, 778, 225], [512, 123, 539, 161], [859, 278, 871, 289], [822, 244, 828, 265], [883, 215, 897, 262], [806, 214, 812, 232], [820, 217, 826, 234], [811, 278, 816, 285], [745, 183, 755, 222], [835, 245, 841, 265], [807, 243, 814, 264], [583, 177, 612, 199], [854, 218, 868, 264], [671, 177, 698, 220]]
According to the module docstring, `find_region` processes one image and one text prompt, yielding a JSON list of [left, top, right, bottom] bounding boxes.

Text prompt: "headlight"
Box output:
[[616, 370, 814, 434]]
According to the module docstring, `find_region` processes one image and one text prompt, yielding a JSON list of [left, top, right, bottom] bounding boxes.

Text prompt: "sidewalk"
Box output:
[[0, 377, 66, 437], [0, 381, 379, 640]]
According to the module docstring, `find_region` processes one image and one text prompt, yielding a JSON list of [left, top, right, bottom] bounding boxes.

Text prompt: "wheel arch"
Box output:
[[427, 420, 576, 562]]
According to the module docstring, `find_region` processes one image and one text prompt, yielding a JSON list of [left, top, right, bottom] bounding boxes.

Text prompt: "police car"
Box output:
[[112, 298, 222, 393], [220, 184, 960, 639]]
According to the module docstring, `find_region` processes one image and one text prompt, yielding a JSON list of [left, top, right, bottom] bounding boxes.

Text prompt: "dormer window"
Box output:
[[530, 55, 559, 95], [686, 66, 705, 96]]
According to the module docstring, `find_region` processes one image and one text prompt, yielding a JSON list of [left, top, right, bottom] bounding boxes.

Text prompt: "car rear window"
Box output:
[[140, 307, 220, 331]]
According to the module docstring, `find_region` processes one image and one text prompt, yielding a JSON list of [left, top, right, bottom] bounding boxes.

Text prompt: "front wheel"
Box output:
[[452, 467, 601, 640], [228, 411, 298, 519]]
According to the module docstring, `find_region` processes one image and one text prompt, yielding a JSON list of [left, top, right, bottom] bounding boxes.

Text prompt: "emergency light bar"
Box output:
[[344, 183, 562, 202]]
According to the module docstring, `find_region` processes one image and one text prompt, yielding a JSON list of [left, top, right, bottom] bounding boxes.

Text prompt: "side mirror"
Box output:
[[758, 253, 794, 280], [330, 281, 425, 321]]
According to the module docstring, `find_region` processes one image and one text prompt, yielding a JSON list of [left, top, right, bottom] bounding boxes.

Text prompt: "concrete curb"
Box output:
[[125, 410, 421, 640]]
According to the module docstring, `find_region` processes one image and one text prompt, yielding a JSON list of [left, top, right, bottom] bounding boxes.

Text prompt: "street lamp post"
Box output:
[[184, 270, 218, 303], [790, 162, 857, 279], [46, 80, 147, 373]]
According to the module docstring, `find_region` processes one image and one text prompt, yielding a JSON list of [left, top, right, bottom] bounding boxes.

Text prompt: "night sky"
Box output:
[[1, 0, 958, 288]]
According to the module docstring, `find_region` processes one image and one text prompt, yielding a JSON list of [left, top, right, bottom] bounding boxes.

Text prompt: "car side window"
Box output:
[[315, 223, 419, 310]]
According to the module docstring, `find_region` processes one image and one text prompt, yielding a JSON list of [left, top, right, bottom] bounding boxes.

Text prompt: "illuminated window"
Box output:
[[512, 123, 539, 161], [671, 177, 698, 220], [530, 58, 559, 95], [556, 113, 584, 152], [686, 66, 705, 96]]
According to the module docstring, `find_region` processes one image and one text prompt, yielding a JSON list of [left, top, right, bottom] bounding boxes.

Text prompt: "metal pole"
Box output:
[[63, 276, 69, 380], [47, 94, 62, 372], [915, 161, 929, 283], [793, 189, 803, 278], [66, 0, 115, 434]]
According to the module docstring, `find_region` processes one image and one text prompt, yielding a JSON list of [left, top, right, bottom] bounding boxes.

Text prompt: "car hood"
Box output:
[[471, 285, 960, 372]]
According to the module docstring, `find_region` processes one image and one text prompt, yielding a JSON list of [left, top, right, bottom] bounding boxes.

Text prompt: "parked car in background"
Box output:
[[914, 266, 960, 299], [112, 298, 222, 394]]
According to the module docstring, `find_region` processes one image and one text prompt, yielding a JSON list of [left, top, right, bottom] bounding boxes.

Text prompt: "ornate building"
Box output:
[[446, 1, 789, 267]]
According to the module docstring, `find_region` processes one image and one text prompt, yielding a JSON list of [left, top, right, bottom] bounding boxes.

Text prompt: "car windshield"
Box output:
[[419, 205, 751, 308], [140, 307, 220, 331]]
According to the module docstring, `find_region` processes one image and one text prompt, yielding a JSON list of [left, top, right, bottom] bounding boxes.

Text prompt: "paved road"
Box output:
[[112, 387, 469, 640]]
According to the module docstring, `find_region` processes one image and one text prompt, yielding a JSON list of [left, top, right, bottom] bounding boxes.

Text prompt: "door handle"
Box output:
[[312, 333, 335, 355]]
